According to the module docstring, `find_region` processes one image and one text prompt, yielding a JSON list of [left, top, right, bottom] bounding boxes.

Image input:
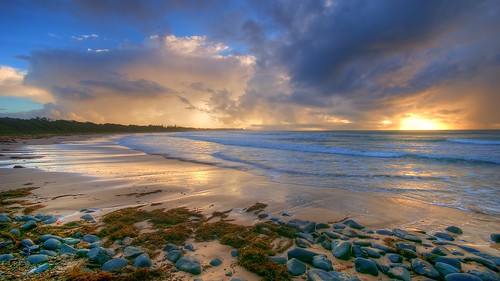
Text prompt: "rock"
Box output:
[[83, 234, 100, 243], [375, 229, 393, 236], [42, 238, 62, 250], [468, 268, 499, 281], [316, 222, 330, 229], [122, 237, 133, 246], [80, 214, 96, 222], [39, 234, 63, 242], [21, 239, 35, 247], [296, 238, 310, 248], [354, 257, 378, 276], [463, 256, 496, 270], [431, 246, 451, 256], [339, 229, 360, 238], [403, 234, 422, 243], [40, 250, 58, 256], [352, 240, 371, 247], [88, 247, 114, 265], [13, 165, 25, 168], [296, 232, 315, 243], [386, 253, 403, 263], [312, 255, 333, 271], [102, 258, 129, 271], [445, 273, 483, 281], [371, 243, 397, 253], [395, 242, 416, 252], [322, 231, 340, 240], [287, 258, 306, 276], [321, 239, 331, 250], [362, 247, 381, 258], [387, 266, 411, 281], [163, 243, 181, 252], [10, 228, 21, 237], [286, 219, 316, 233], [269, 256, 287, 264], [308, 269, 361, 281], [28, 263, 52, 274], [75, 249, 89, 258], [23, 245, 40, 254], [210, 258, 222, 266], [20, 220, 37, 230], [333, 223, 345, 230], [26, 254, 49, 264], [0, 214, 12, 222], [393, 228, 409, 239], [88, 242, 102, 249], [123, 246, 143, 259], [412, 258, 440, 279], [445, 226, 463, 235], [433, 257, 462, 270], [352, 245, 366, 258], [287, 247, 319, 264], [333, 242, 352, 260], [257, 213, 268, 219], [184, 243, 195, 252], [435, 232, 455, 241], [59, 244, 77, 255], [166, 250, 183, 263], [398, 248, 417, 259], [41, 218, 58, 224], [374, 260, 390, 274], [343, 219, 365, 229], [490, 234, 500, 243], [0, 254, 14, 262], [175, 256, 202, 275], [63, 238, 80, 245], [231, 249, 239, 257], [435, 262, 461, 276], [133, 253, 152, 268]]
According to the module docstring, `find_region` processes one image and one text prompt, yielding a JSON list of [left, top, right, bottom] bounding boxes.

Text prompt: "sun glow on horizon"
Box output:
[[400, 115, 444, 130]]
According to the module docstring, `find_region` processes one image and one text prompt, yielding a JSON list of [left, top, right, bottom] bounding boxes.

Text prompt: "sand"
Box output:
[[1, 134, 498, 279]]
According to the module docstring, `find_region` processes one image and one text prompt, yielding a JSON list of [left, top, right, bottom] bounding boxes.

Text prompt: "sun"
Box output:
[[400, 115, 443, 130]]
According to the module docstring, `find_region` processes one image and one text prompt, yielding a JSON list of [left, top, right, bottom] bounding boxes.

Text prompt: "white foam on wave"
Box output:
[[447, 138, 500, 145]]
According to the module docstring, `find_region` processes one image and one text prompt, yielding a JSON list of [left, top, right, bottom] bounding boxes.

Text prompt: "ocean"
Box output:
[[117, 130, 500, 216]]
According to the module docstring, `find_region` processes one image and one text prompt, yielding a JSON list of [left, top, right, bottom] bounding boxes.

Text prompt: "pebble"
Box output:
[[445, 226, 463, 235], [386, 253, 403, 263], [287, 247, 319, 264], [0, 214, 12, 222], [445, 273, 483, 281], [0, 254, 14, 262], [20, 220, 37, 230], [333, 241, 352, 260], [343, 219, 365, 229], [411, 258, 440, 279], [102, 258, 129, 271], [269, 256, 287, 264], [286, 258, 306, 276], [210, 257, 222, 266], [312, 255, 333, 271], [435, 261, 461, 276], [83, 234, 100, 243], [42, 238, 62, 250], [184, 243, 195, 252], [175, 256, 202, 275], [166, 250, 183, 263], [354, 257, 378, 276], [435, 231, 455, 241], [286, 219, 316, 233], [87, 247, 114, 265], [133, 253, 152, 268], [28, 263, 52, 274], [59, 244, 77, 255], [387, 266, 411, 281], [26, 254, 49, 264], [122, 246, 143, 259]]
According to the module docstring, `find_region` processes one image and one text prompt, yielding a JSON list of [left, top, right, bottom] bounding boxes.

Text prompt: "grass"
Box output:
[[0, 187, 38, 202], [64, 264, 170, 281], [238, 246, 290, 281], [23, 204, 46, 214]]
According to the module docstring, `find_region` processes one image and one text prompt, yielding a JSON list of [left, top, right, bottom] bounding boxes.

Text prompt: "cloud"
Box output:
[[72, 34, 99, 41], [0, 66, 53, 103], [18, 35, 255, 127]]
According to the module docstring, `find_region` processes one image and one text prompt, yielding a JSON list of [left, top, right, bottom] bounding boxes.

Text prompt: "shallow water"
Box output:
[[118, 130, 500, 216]]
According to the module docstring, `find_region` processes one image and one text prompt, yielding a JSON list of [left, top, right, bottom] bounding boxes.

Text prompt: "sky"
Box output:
[[0, 0, 499, 130]]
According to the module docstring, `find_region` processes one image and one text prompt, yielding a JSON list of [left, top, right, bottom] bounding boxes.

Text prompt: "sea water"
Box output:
[[118, 130, 500, 216]]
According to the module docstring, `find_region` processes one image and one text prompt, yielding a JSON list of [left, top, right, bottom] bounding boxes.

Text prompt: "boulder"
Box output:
[[333, 242, 352, 260], [412, 258, 440, 279], [59, 244, 77, 255], [166, 250, 183, 263], [102, 258, 128, 271], [354, 257, 378, 276], [20, 220, 37, 230], [0, 254, 14, 262], [122, 246, 143, 259], [175, 256, 202, 275], [42, 238, 62, 250], [88, 247, 114, 265], [435, 262, 461, 276], [387, 266, 411, 281], [312, 255, 333, 271], [286, 219, 316, 233], [26, 254, 49, 264], [287, 247, 319, 264], [133, 253, 152, 268], [286, 258, 306, 276], [83, 234, 99, 243]]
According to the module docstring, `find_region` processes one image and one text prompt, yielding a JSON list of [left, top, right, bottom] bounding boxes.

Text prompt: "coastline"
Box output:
[[0, 134, 498, 279]]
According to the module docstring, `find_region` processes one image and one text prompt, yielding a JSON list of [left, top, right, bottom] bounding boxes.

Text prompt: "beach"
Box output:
[[0, 134, 498, 280]]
